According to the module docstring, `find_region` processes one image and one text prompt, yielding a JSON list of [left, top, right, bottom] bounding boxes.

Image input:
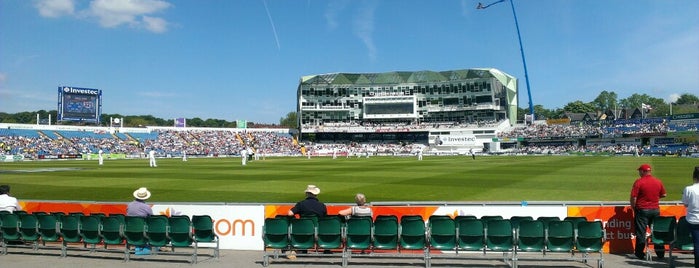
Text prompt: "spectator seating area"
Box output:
[[645, 215, 694, 268], [262, 215, 607, 268], [0, 211, 219, 264]]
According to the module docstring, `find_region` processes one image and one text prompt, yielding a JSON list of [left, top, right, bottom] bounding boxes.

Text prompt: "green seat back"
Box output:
[[19, 214, 40, 242], [517, 220, 545, 252], [79, 215, 102, 245], [59, 214, 82, 243], [485, 219, 513, 251], [373, 215, 399, 250], [456, 218, 485, 251], [168, 215, 194, 247], [651, 216, 676, 245], [36, 214, 60, 242], [123, 216, 148, 246], [100, 216, 124, 245], [263, 217, 289, 249], [546, 220, 574, 252], [575, 221, 604, 252], [345, 216, 372, 250], [509, 216, 533, 229], [428, 215, 456, 250], [146, 215, 170, 247], [317, 216, 343, 249], [0, 213, 21, 241], [400, 215, 426, 250], [289, 217, 316, 250], [192, 215, 218, 243], [480, 215, 503, 222]]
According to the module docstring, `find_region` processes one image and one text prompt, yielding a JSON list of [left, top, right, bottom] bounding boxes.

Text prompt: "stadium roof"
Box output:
[[300, 68, 517, 88]]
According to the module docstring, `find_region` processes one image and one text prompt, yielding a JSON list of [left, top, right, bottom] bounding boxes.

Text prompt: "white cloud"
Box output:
[[0, 73, 7, 83], [352, 2, 377, 61], [88, 0, 171, 33], [32, 0, 172, 33], [142, 16, 168, 33], [324, 0, 348, 30], [34, 0, 75, 18]]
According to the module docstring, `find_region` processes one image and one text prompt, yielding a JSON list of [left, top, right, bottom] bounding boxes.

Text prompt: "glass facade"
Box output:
[[298, 69, 518, 132]]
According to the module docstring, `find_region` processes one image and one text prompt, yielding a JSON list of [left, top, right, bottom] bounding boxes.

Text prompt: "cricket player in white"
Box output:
[[98, 149, 104, 165], [149, 149, 157, 167], [241, 148, 248, 166]]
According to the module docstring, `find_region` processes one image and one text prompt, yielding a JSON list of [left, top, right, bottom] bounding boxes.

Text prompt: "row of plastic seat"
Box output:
[[646, 215, 694, 267], [0, 213, 219, 264], [262, 215, 606, 268]]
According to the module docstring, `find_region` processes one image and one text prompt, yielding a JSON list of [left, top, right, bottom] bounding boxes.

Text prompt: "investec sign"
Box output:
[[62, 87, 99, 95], [440, 135, 478, 146]]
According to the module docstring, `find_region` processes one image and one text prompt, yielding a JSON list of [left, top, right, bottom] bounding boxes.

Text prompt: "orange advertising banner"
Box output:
[[265, 204, 439, 221], [20, 201, 128, 215], [568, 205, 686, 254]]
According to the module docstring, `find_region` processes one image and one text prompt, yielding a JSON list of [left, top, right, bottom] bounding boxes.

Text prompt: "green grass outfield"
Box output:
[[0, 155, 696, 203]]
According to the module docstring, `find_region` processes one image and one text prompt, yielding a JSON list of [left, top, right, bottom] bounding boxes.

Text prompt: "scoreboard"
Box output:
[[57, 86, 102, 124]]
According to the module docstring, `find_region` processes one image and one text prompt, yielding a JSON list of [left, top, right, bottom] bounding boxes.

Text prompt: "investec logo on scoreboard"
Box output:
[[61, 86, 99, 95]]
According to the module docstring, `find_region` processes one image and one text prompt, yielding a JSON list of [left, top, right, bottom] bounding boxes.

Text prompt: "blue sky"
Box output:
[[1, 0, 697, 124]]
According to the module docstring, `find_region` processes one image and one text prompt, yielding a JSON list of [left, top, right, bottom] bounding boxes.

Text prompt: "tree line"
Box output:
[[518, 92, 698, 120], [1, 92, 696, 128]]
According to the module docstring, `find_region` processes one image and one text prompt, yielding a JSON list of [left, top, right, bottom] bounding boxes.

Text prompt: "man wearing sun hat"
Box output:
[[285, 185, 327, 259], [287, 185, 327, 217], [630, 163, 667, 260], [127, 187, 154, 255], [127, 187, 154, 217]]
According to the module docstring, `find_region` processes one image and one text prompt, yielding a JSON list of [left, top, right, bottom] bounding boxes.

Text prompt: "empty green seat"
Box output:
[[373, 215, 399, 251], [485, 219, 514, 252], [546, 220, 574, 253], [79, 215, 102, 251], [575, 220, 605, 268], [168, 215, 197, 263], [145, 215, 170, 249], [317, 216, 343, 250], [59, 214, 82, 257], [1, 213, 22, 254], [36, 214, 60, 246], [428, 215, 456, 251], [456, 218, 485, 252], [289, 217, 316, 250], [99, 215, 124, 249], [192, 215, 219, 259], [649, 215, 676, 262], [516, 219, 545, 253], [18, 214, 41, 250], [262, 217, 289, 267]]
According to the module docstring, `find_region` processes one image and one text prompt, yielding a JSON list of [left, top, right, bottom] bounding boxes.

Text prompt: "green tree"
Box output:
[[591, 90, 618, 112], [619, 94, 666, 117], [279, 112, 298, 128], [675, 93, 699, 105], [187, 117, 204, 127], [562, 101, 596, 113]]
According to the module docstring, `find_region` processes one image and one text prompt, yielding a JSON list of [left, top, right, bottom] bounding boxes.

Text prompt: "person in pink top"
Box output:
[[630, 163, 667, 260]]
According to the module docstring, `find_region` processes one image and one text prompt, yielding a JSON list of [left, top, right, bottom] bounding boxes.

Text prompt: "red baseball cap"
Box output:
[[637, 164, 652, 172]]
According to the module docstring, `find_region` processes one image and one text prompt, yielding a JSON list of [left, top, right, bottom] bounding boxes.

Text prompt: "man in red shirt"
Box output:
[[630, 163, 667, 260]]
